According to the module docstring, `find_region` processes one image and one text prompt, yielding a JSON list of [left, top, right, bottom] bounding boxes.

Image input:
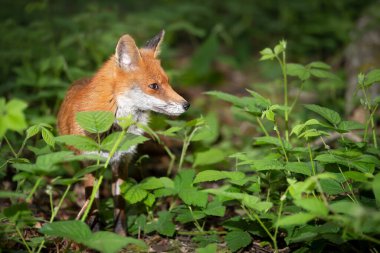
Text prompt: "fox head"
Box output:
[[113, 30, 190, 117]]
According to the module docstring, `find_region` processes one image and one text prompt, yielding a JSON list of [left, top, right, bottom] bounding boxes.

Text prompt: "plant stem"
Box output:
[[26, 177, 42, 202], [164, 146, 176, 176], [178, 127, 199, 171], [17, 137, 29, 158], [274, 123, 288, 162], [189, 206, 204, 232], [242, 205, 278, 252], [256, 117, 269, 136], [289, 81, 305, 114], [37, 185, 72, 253], [4, 135, 17, 158], [307, 142, 316, 175], [15, 226, 32, 253]]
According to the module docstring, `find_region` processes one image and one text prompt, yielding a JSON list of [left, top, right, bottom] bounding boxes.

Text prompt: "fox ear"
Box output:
[[115, 35, 142, 71], [144, 30, 165, 57]]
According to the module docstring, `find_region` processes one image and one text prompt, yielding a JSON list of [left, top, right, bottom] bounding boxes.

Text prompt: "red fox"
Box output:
[[57, 30, 189, 235]]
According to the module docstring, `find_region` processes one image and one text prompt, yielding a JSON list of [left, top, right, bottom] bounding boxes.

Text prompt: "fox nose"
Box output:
[[182, 101, 190, 111]]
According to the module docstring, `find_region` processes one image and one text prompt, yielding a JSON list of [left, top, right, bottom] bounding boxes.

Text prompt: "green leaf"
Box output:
[[287, 63, 310, 80], [193, 148, 226, 167], [176, 209, 206, 223], [246, 89, 272, 108], [193, 170, 245, 184], [26, 125, 40, 139], [204, 200, 226, 217], [310, 69, 339, 80], [179, 188, 208, 208], [55, 135, 99, 151], [254, 136, 292, 150], [373, 173, 380, 207], [156, 211, 175, 237], [308, 61, 331, 70], [41, 128, 55, 147], [259, 48, 275, 61], [364, 69, 380, 87], [277, 213, 316, 227], [123, 184, 148, 204], [86, 232, 146, 253], [285, 162, 312, 176], [139, 177, 165, 190], [319, 178, 345, 195], [251, 159, 284, 171], [294, 197, 328, 217], [76, 111, 115, 134], [196, 243, 217, 253], [119, 134, 149, 151], [205, 91, 247, 108], [40, 220, 91, 243], [304, 104, 341, 125], [225, 230, 252, 252], [337, 121, 364, 132]]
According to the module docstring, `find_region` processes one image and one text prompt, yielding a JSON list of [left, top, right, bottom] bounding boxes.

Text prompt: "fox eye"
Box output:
[[148, 83, 159, 90]]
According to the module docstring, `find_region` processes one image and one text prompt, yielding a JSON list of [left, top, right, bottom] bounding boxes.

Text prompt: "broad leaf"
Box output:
[[304, 104, 341, 125], [156, 211, 175, 237], [86, 231, 146, 253], [225, 230, 252, 252], [193, 170, 245, 183], [277, 213, 316, 227], [40, 220, 91, 243], [294, 197, 328, 217], [373, 173, 380, 207], [364, 69, 380, 87], [76, 111, 115, 134], [193, 148, 226, 167], [55, 135, 99, 151]]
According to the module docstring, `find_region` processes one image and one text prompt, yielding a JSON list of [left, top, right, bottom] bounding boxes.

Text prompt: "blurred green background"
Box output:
[[1, 0, 379, 126]]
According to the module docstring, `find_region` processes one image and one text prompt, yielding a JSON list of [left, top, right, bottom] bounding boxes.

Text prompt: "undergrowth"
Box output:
[[1, 41, 380, 252]]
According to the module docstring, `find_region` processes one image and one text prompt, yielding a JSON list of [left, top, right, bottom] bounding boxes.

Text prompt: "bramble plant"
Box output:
[[1, 40, 380, 252]]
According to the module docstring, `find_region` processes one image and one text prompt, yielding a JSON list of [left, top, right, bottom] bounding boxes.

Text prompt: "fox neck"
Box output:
[[115, 93, 149, 136]]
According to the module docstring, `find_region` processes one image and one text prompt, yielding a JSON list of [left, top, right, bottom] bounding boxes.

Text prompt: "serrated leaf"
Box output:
[[41, 128, 55, 147], [196, 243, 217, 253], [194, 148, 226, 167], [55, 135, 99, 151], [139, 177, 164, 190], [193, 170, 245, 184], [310, 69, 339, 80], [204, 200, 226, 217], [277, 213, 316, 227], [119, 134, 149, 151], [285, 162, 312, 176], [176, 209, 206, 223], [179, 188, 208, 208], [26, 125, 40, 139], [254, 136, 292, 150], [259, 48, 275, 61], [294, 197, 328, 217], [308, 61, 331, 70], [123, 185, 148, 204], [287, 63, 310, 80], [40, 220, 91, 243], [304, 104, 341, 125], [225, 230, 252, 252], [319, 178, 345, 195], [364, 69, 380, 87], [86, 232, 146, 253], [156, 211, 175, 236], [76, 111, 115, 134], [205, 91, 247, 108], [337, 120, 364, 132], [251, 159, 284, 171]]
